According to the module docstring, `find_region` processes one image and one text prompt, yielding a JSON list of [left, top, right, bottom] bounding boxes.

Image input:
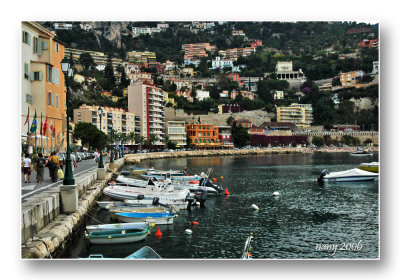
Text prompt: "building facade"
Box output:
[[211, 57, 234, 69], [126, 51, 156, 64], [64, 48, 123, 71], [182, 43, 217, 60], [167, 121, 187, 147], [277, 103, 313, 128], [275, 61, 304, 80], [22, 21, 67, 153], [218, 126, 234, 148], [73, 104, 138, 145], [128, 83, 166, 146], [219, 47, 256, 60], [340, 71, 365, 88], [185, 124, 222, 149]]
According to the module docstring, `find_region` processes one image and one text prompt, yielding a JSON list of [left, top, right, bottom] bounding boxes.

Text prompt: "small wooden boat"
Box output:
[[86, 222, 150, 233], [86, 227, 149, 244], [115, 212, 175, 225], [97, 201, 126, 210], [358, 162, 379, 173]]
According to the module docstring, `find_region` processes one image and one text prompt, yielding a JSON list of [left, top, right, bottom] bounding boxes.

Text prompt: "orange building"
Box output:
[[182, 43, 217, 60], [185, 124, 222, 149]]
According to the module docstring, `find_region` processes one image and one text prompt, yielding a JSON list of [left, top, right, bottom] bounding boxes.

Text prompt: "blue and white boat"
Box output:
[[115, 212, 175, 225], [86, 222, 150, 233], [319, 168, 379, 182]]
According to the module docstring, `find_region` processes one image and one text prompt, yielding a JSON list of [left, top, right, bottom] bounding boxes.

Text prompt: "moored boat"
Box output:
[[86, 227, 149, 244], [115, 212, 175, 225], [349, 149, 373, 156], [358, 162, 379, 173], [107, 205, 169, 220], [86, 222, 150, 233], [318, 168, 379, 182]]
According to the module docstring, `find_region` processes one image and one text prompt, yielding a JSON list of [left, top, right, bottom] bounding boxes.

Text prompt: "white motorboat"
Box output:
[[114, 175, 224, 195], [124, 198, 188, 210], [86, 222, 150, 233], [115, 212, 175, 225], [358, 162, 379, 173], [103, 181, 190, 201], [318, 168, 379, 182], [349, 150, 373, 156]]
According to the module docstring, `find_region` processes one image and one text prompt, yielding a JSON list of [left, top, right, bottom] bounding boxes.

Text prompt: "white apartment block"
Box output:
[[128, 83, 166, 146], [167, 121, 187, 147], [211, 57, 234, 69], [196, 90, 210, 101]]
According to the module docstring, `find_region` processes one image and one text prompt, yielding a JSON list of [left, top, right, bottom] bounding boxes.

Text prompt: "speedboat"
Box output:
[[318, 168, 379, 182], [86, 222, 150, 233], [358, 162, 379, 173], [349, 149, 373, 156], [115, 212, 175, 225]]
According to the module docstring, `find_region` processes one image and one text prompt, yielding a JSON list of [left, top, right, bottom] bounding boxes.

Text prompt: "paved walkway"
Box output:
[[21, 156, 110, 200]]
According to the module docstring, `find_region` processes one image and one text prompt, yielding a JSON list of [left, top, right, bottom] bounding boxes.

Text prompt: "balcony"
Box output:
[[135, 127, 140, 132], [135, 116, 140, 121]]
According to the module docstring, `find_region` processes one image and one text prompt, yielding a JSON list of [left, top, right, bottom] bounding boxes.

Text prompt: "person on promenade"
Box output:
[[34, 153, 47, 183], [48, 152, 60, 182], [22, 153, 32, 183], [70, 153, 78, 171]]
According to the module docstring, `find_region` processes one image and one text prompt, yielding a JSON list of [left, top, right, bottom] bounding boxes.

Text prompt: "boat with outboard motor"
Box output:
[[358, 162, 379, 173], [114, 175, 223, 195], [106, 205, 169, 220], [103, 179, 191, 201], [318, 168, 379, 182]]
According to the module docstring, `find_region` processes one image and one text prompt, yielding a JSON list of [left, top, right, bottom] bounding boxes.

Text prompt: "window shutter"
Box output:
[[30, 72, 34, 81], [25, 94, 29, 103], [42, 41, 48, 50], [28, 34, 31, 45], [56, 69, 59, 85], [52, 68, 55, 83], [30, 95, 33, 104], [39, 71, 43, 81], [37, 38, 42, 56], [46, 66, 50, 82]]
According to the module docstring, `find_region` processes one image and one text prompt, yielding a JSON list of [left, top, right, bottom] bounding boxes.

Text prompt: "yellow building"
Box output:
[[277, 103, 313, 128], [21, 21, 67, 153], [163, 92, 176, 106], [126, 51, 156, 64], [73, 104, 139, 145], [340, 71, 356, 88], [64, 48, 123, 71]]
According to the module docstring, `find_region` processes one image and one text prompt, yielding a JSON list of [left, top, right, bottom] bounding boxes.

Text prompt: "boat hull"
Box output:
[[87, 228, 149, 245], [349, 153, 373, 157], [86, 222, 149, 233], [325, 176, 378, 182], [115, 213, 175, 225]]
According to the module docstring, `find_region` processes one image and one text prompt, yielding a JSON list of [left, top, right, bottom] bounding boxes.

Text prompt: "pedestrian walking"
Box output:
[[21, 153, 32, 183], [34, 153, 47, 183], [70, 153, 78, 171], [48, 151, 60, 182]]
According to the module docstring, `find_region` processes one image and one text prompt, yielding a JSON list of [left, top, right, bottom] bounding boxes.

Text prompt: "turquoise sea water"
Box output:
[[67, 152, 379, 259]]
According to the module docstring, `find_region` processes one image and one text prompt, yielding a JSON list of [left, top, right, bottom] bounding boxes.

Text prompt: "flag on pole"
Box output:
[[49, 121, 55, 137], [30, 110, 37, 133], [42, 116, 48, 135], [24, 106, 30, 126]]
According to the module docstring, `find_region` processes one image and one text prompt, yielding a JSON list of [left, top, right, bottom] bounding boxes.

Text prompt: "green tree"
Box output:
[[79, 53, 95, 72], [73, 122, 101, 150], [231, 121, 250, 147], [103, 55, 115, 91], [226, 116, 234, 125], [312, 136, 325, 147]]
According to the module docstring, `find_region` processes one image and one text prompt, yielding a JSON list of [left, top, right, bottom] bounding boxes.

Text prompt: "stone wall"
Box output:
[[165, 107, 273, 127]]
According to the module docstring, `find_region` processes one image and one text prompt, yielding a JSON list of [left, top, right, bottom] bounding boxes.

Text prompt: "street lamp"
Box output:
[[110, 124, 114, 163], [97, 107, 104, 168], [60, 54, 75, 186]]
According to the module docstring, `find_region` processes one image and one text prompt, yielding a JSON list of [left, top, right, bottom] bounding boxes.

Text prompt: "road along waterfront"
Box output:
[[65, 151, 379, 259]]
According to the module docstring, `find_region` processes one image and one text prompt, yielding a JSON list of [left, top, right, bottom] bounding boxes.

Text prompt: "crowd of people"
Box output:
[[21, 152, 77, 184]]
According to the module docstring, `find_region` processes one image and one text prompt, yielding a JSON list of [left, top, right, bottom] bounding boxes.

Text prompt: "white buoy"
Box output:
[[251, 204, 259, 211], [185, 229, 193, 235], [273, 191, 280, 196]]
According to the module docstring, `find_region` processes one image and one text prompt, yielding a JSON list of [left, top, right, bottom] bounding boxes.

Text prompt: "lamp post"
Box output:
[[60, 54, 75, 186], [97, 107, 104, 168], [110, 124, 114, 163]]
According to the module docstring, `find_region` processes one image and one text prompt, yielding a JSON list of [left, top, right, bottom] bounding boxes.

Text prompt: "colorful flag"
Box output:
[[42, 116, 48, 135], [30, 110, 37, 133], [24, 106, 30, 125], [49, 121, 55, 137]]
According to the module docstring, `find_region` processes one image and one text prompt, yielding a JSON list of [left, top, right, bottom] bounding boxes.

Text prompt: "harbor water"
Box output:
[[66, 152, 379, 259]]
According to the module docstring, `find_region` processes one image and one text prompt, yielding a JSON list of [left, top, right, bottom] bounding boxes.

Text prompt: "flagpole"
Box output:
[[50, 123, 53, 153], [27, 119, 30, 154], [46, 126, 49, 155]]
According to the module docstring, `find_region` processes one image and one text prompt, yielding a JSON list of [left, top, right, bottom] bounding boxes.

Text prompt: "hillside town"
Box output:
[[21, 21, 379, 155]]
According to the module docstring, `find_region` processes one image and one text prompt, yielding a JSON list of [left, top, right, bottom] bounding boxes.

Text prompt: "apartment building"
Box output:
[[128, 83, 166, 146], [182, 43, 217, 60], [231, 90, 255, 100], [340, 71, 365, 88], [64, 48, 123, 71], [22, 21, 67, 152], [251, 40, 263, 47], [232, 30, 245, 36], [126, 51, 157, 64], [211, 57, 234, 69], [277, 103, 313, 128], [73, 104, 138, 145], [218, 126, 234, 148], [357, 39, 379, 48], [219, 47, 256, 60], [185, 124, 222, 149], [131, 27, 162, 37], [167, 121, 187, 147]]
